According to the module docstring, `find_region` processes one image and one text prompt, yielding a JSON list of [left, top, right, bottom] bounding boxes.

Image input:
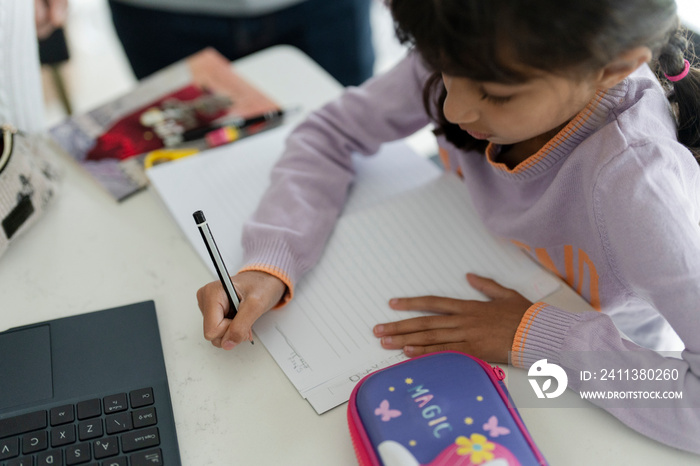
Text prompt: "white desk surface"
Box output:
[[1, 46, 698, 466]]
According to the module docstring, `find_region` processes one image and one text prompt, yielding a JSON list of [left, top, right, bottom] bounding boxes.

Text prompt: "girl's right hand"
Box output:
[[196, 270, 287, 350]]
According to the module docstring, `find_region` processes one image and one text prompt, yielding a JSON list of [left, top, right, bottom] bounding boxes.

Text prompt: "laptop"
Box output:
[[0, 301, 181, 466]]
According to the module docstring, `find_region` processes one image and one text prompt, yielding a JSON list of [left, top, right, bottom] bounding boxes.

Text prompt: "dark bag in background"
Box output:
[[0, 124, 61, 257]]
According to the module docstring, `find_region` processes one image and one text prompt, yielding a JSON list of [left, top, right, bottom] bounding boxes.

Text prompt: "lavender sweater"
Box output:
[[240, 53, 700, 452]]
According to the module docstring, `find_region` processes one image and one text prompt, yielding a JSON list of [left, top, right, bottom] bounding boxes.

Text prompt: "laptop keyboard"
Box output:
[[0, 387, 164, 466]]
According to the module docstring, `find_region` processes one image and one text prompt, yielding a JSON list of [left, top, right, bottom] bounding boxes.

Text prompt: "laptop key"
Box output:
[[0, 437, 19, 460], [129, 388, 154, 409], [101, 457, 127, 466], [121, 427, 159, 453], [78, 419, 103, 441], [93, 437, 119, 459], [131, 407, 156, 429], [50, 405, 74, 426], [103, 394, 128, 414], [37, 449, 63, 466], [65, 442, 91, 465], [6, 457, 33, 466], [0, 411, 47, 439], [76, 400, 101, 420], [105, 412, 132, 435], [51, 425, 76, 447], [22, 430, 47, 454], [129, 448, 163, 466]]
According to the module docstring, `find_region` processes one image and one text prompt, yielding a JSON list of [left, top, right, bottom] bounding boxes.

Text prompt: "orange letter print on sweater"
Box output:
[[512, 241, 601, 311]]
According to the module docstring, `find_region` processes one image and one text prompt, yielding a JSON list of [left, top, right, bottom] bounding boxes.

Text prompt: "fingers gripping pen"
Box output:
[[193, 210, 253, 344]]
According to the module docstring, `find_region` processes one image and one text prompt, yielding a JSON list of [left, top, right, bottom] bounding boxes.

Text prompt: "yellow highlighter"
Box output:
[[143, 148, 199, 169]]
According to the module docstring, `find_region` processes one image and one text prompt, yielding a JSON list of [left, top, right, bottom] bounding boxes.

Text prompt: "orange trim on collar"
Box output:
[[487, 90, 606, 174]]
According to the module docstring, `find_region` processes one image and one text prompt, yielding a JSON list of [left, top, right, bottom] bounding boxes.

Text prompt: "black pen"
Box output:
[[193, 210, 253, 344], [225, 109, 285, 129]]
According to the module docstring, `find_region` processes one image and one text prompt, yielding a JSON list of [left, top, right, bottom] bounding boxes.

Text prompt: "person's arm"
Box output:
[[513, 306, 700, 452], [513, 142, 700, 453], [198, 53, 434, 348], [240, 52, 434, 302]]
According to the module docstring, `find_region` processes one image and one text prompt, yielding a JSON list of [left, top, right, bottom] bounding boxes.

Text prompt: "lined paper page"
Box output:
[[253, 173, 559, 412]]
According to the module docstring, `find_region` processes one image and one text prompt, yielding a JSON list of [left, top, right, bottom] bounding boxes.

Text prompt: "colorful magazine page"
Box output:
[[49, 48, 280, 202]]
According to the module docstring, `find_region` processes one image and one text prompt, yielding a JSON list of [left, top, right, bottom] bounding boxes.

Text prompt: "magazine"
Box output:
[[50, 48, 280, 201]]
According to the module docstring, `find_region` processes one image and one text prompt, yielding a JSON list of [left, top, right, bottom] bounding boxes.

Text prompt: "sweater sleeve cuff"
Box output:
[[238, 263, 294, 309], [240, 238, 301, 309], [511, 302, 578, 368]]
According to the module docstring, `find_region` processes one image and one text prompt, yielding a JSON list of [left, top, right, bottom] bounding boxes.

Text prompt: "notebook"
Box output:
[[0, 301, 181, 466]]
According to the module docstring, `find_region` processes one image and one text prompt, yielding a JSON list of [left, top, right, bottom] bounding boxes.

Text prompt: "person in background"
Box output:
[[197, 0, 700, 454], [107, 0, 375, 87]]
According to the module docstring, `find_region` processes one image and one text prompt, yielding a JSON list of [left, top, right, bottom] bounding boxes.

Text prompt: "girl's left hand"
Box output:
[[373, 273, 532, 363]]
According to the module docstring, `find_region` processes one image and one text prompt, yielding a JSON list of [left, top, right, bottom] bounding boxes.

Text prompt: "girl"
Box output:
[[197, 0, 700, 453]]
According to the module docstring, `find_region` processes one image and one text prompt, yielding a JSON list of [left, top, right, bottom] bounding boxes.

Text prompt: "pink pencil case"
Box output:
[[347, 351, 547, 465]]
